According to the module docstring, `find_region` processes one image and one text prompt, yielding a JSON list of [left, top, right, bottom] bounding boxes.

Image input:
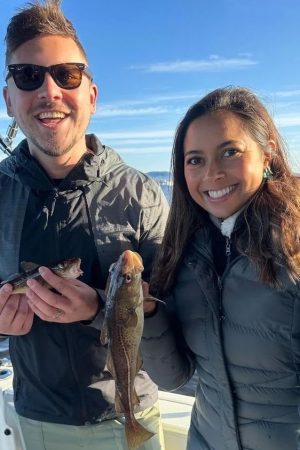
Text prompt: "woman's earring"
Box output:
[[263, 166, 273, 180]]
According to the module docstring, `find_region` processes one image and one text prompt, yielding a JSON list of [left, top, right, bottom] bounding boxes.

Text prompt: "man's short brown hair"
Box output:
[[5, 0, 88, 64]]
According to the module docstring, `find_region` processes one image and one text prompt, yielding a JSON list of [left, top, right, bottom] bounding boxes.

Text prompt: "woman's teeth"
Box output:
[[207, 185, 235, 199]]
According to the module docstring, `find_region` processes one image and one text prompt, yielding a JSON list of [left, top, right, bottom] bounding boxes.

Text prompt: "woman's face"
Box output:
[[183, 111, 271, 219]]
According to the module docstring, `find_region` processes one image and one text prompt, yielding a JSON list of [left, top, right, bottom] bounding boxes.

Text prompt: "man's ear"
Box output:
[[3, 86, 14, 117], [90, 83, 98, 114]]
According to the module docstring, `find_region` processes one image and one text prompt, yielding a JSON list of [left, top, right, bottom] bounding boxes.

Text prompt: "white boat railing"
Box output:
[[158, 390, 193, 450], [0, 358, 25, 450]]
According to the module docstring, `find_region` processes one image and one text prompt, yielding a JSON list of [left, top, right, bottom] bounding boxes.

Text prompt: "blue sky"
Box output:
[[0, 0, 300, 172]]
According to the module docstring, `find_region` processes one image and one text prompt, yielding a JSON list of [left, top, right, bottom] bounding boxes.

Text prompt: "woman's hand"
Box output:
[[142, 281, 158, 315]]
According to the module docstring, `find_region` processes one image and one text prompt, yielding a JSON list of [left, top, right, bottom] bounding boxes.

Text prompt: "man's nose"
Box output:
[[37, 73, 63, 101]]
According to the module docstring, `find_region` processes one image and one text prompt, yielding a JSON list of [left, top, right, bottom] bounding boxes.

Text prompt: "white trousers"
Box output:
[[18, 402, 165, 450]]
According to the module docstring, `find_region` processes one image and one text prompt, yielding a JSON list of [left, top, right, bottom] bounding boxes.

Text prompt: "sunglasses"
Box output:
[[5, 62, 92, 91]]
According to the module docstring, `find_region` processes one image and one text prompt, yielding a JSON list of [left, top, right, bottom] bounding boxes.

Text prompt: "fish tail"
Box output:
[[125, 415, 154, 450]]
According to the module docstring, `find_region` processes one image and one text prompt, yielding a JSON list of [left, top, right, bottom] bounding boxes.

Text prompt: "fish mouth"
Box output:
[[122, 250, 144, 274], [205, 184, 238, 200], [52, 258, 83, 279], [66, 258, 83, 278]]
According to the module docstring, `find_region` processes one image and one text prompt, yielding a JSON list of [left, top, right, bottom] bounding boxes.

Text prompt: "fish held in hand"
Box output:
[[101, 250, 154, 450], [0, 258, 83, 294]]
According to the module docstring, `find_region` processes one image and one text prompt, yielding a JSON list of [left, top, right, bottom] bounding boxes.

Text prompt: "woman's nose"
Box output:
[[203, 160, 225, 181]]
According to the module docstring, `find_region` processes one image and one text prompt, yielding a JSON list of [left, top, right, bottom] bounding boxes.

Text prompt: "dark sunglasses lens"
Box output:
[[53, 64, 82, 89], [13, 65, 44, 91]]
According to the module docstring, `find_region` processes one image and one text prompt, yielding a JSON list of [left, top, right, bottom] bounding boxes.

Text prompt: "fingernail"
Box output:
[[26, 289, 33, 298], [27, 279, 35, 287], [39, 267, 46, 275], [1, 284, 11, 293]]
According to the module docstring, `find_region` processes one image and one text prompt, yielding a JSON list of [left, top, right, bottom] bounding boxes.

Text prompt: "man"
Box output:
[[0, 1, 168, 449]]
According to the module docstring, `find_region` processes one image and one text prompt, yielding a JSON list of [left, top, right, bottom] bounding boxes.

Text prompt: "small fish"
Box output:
[[101, 250, 154, 450], [0, 258, 83, 294]]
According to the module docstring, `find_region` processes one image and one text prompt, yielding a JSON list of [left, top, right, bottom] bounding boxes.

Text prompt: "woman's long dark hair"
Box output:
[[151, 86, 300, 295]]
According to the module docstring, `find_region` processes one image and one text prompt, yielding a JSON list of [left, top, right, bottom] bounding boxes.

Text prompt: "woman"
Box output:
[[141, 86, 300, 450]]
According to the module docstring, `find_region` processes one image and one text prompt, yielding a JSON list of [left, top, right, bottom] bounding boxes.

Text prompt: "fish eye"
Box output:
[[124, 273, 132, 283]]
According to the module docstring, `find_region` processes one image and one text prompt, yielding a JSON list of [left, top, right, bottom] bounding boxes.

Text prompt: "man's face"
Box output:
[[3, 35, 97, 160]]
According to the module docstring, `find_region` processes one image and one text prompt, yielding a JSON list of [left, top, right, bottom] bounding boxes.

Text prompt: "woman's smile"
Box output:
[[204, 184, 238, 200]]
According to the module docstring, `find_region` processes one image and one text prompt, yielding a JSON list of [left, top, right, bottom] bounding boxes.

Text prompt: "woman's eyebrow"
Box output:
[[184, 140, 244, 155]]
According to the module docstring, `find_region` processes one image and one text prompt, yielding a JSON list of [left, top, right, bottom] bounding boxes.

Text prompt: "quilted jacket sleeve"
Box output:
[[141, 302, 196, 391]]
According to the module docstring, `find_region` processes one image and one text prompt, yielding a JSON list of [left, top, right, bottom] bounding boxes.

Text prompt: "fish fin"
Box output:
[[125, 310, 138, 328], [0, 272, 22, 284], [98, 370, 114, 382], [104, 272, 113, 297], [106, 350, 116, 378], [100, 320, 108, 345], [115, 391, 125, 414], [136, 350, 143, 374], [125, 416, 154, 450], [132, 387, 140, 408], [144, 295, 166, 306], [20, 261, 39, 272]]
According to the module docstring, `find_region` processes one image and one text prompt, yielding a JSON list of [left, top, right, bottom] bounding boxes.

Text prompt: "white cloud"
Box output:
[[0, 110, 10, 120], [131, 55, 258, 73], [98, 91, 202, 108], [94, 93, 198, 118], [96, 130, 174, 140], [272, 90, 300, 98], [103, 137, 172, 145], [118, 146, 171, 154], [276, 114, 300, 127], [95, 105, 170, 117], [95, 130, 175, 155]]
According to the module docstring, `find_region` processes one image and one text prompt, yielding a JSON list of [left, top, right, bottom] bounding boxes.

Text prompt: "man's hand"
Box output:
[[26, 267, 99, 323], [0, 284, 34, 335]]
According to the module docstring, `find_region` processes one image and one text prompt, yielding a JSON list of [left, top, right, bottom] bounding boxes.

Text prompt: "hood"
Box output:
[[0, 134, 124, 192]]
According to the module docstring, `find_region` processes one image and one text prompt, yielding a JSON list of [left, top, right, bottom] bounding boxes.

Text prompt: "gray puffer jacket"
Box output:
[[142, 226, 300, 450]]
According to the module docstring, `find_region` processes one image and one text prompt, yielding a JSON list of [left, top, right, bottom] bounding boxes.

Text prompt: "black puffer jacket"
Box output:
[[142, 225, 300, 450], [0, 134, 169, 425]]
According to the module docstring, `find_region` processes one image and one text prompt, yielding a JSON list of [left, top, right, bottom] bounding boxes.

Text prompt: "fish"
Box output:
[[100, 249, 154, 450], [0, 258, 83, 294]]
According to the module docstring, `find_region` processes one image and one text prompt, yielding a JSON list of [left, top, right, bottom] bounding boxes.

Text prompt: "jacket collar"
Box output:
[[0, 134, 122, 192], [209, 209, 243, 238]]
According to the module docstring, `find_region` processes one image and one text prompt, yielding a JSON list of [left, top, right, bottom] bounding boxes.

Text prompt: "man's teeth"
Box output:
[[207, 185, 235, 199], [38, 111, 66, 119]]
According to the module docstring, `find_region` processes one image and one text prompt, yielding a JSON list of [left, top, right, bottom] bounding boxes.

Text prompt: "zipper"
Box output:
[[187, 247, 243, 449], [217, 268, 243, 450], [225, 236, 231, 265], [217, 276, 226, 322], [219, 236, 231, 322]]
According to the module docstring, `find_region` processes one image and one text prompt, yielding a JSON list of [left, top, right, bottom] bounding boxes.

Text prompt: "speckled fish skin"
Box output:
[[0, 258, 83, 294], [101, 250, 154, 450]]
